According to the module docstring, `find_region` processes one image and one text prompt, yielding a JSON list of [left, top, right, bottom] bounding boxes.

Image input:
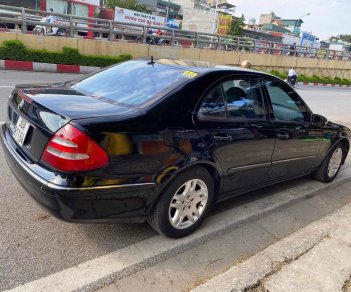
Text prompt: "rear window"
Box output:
[[71, 61, 193, 107]]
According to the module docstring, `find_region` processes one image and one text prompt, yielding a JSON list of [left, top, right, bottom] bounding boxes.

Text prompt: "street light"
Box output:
[[293, 12, 311, 36]]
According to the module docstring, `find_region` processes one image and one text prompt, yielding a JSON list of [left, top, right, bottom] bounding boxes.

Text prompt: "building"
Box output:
[[279, 19, 303, 35], [156, 0, 182, 20], [259, 11, 279, 25], [0, 0, 40, 9], [207, 0, 235, 16], [259, 11, 303, 35]]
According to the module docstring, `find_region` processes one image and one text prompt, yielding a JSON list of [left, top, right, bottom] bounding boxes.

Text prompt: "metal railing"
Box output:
[[0, 4, 350, 61]]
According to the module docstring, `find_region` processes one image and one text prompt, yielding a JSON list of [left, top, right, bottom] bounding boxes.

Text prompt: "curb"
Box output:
[[6, 168, 351, 292], [301, 81, 351, 88], [192, 201, 351, 292], [0, 59, 99, 74]]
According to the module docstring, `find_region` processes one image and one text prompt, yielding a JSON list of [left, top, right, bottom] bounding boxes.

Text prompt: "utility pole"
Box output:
[[166, 0, 170, 27], [211, 0, 219, 34]]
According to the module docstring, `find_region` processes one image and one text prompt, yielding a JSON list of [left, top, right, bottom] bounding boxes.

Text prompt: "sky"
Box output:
[[232, 0, 351, 40]]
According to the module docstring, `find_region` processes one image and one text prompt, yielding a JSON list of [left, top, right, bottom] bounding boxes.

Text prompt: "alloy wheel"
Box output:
[[168, 179, 208, 229], [327, 147, 343, 178]]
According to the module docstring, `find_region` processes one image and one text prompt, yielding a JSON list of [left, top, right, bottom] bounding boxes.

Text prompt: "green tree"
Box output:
[[229, 14, 245, 37], [104, 0, 148, 12], [329, 34, 351, 43]]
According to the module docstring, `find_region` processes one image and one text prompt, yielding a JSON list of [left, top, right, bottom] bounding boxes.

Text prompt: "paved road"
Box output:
[[0, 71, 351, 291], [297, 84, 351, 126]]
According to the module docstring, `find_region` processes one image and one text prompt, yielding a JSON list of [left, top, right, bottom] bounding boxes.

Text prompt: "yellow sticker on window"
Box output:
[[183, 71, 198, 78]]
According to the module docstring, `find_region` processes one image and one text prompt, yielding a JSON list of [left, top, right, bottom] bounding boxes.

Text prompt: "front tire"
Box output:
[[314, 143, 345, 183], [148, 166, 214, 238]]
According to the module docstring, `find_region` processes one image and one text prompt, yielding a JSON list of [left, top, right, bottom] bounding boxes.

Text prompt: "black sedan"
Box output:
[[1, 59, 350, 238]]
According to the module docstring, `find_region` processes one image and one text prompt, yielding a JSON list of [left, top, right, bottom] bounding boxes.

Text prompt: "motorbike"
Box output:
[[136, 29, 170, 46], [286, 76, 297, 88], [33, 17, 66, 36]]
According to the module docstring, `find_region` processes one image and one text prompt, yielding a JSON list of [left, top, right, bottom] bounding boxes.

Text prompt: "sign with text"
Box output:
[[115, 7, 166, 27], [217, 13, 232, 35], [73, 0, 100, 6]]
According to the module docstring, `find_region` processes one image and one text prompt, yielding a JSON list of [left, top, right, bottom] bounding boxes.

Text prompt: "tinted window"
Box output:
[[71, 61, 191, 107], [198, 85, 226, 118], [223, 79, 265, 120], [265, 79, 309, 122], [198, 77, 266, 120]]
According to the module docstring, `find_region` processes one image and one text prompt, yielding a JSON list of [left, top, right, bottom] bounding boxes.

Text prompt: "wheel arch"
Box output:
[[150, 161, 223, 210], [327, 137, 349, 164]]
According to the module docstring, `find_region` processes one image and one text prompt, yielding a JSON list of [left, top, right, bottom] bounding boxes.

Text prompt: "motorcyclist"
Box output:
[[46, 8, 56, 24], [45, 8, 56, 33], [288, 67, 297, 87]]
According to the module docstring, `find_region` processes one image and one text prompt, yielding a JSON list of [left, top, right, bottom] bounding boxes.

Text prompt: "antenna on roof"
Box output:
[[148, 56, 155, 65]]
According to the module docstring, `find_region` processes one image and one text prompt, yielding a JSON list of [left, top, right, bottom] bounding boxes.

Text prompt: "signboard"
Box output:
[[115, 7, 166, 27], [217, 13, 232, 35], [299, 32, 316, 48], [167, 18, 181, 29], [73, 0, 100, 6]]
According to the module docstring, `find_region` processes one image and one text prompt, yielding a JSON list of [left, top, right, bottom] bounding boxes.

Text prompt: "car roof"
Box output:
[[155, 58, 267, 76]]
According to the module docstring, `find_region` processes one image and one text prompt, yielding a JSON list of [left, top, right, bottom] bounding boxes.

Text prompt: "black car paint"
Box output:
[[1, 62, 350, 223]]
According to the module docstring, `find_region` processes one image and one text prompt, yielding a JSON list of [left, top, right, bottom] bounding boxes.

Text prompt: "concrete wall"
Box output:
[[1, 31, 351, 79]]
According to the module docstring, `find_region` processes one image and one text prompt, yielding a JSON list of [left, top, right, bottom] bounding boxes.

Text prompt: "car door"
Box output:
[[193, 76, 276, 197], [263, 78, 324, 180]]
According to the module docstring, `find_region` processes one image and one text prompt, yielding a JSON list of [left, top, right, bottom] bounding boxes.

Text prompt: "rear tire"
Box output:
[[148, 166, 214, 238], [33, 27, 44, 35], [314, 143, 345, 183]]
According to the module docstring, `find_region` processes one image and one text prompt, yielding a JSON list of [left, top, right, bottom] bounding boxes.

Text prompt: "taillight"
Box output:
[[41, 124, 108, 172]]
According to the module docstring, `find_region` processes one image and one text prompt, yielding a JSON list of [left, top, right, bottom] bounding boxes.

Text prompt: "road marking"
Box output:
[[0, 86, 14, 88], [6, 167, 351, 292]]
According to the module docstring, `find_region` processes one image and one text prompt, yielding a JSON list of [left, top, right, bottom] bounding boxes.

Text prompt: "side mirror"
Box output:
[[312, 114, 327, 127]]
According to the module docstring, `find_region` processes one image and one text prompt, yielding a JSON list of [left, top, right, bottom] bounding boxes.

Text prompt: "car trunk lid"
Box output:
[[7, 84, 138, 163]]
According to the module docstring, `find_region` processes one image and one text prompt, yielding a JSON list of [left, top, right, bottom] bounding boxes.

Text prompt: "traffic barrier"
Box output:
[[0, 59, 99, 73]]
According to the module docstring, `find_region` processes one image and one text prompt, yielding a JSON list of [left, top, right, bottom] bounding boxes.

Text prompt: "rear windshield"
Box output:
[[71, 60, 194, 107]]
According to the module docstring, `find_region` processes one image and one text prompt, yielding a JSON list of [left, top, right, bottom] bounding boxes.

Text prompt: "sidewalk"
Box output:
[[97, 177, 351, 292], [193, 201, 351, 292]]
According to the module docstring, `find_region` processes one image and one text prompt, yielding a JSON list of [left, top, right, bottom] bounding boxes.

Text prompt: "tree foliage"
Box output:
[[104, 0, 148, 12], [329, 34, 351, 43], [230, 14, 245, 37]]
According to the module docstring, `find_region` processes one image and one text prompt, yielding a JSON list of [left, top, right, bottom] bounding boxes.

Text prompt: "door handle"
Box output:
[[277, 131, 289, 140], [213, 134, 232, 142]]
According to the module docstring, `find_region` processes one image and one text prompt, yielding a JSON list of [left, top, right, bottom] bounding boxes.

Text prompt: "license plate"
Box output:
[[12, 116, 30, 146]]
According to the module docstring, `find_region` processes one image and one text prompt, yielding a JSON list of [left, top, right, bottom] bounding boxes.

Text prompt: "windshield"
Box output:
[[71, 60, 193, 107]]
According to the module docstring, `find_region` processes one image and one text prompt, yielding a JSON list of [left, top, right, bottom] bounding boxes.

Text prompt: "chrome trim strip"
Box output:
[[228, 162, 271, 173], [46, 182, 156, 191], [272, 155, 319, 165], [1, 128, 155, 191]]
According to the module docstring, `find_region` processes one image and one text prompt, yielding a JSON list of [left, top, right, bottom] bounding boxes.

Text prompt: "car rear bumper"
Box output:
[[1, 123, 159, 223]]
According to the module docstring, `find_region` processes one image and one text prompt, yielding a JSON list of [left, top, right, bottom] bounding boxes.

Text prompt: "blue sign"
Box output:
[[300, 32, 316, 47]]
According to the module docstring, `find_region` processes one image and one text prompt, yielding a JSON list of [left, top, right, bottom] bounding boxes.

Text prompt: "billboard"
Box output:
[[167, 18, 181, 29], [299, 32, 316, 48], [115, 7, 166, 27], [217, 12, 232, 35], [73, 0, 100, 5]]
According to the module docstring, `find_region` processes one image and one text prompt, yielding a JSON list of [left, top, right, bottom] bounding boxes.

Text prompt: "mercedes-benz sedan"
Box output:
[[1, 59, 349, 238]]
